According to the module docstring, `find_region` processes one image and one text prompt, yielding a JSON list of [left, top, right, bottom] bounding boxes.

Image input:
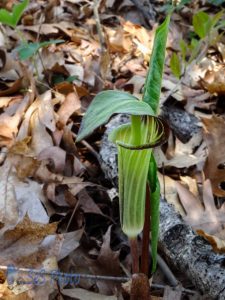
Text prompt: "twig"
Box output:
[[72, 132, 101, 163], [93, 0, 105, 52], [1, 265, 128, 282], [149, 245, 179, 288], [0, 264, 198, 295], [65, 199, 80, 232]]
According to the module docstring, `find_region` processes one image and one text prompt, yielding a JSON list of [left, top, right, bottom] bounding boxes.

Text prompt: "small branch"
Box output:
[[72, 132, 101, 163], [141, 183, 151, 275], [156, 252, 179, 287], [93, 0, 105, 52], [129, 237, 139, 274]]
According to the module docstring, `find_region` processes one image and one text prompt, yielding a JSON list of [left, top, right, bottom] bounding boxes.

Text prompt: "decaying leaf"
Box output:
[[202, 115, 225, 196], [61, 288, 117, 300], [169, 178, 225, 252]]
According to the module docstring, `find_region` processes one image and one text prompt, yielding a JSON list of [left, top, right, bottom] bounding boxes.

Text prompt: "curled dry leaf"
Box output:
[[201, 68, 225, 94], [202, 115, 225, 197], [38, 146, 66, 173], [57, 91, 81, 126], [0, 160, 18, 229], [0, 95, 29, 147], [38, 90, 56, 132]]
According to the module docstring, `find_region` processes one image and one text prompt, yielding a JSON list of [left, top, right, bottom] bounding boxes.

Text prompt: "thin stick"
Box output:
[[141, 183, 151, 275], [129, 237, 139, 274], [72, 132, 100, 162], [0, 264, 197, 295], [93, 0, 105, 52]]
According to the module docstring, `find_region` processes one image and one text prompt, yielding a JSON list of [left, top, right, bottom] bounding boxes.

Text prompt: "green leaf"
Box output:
[[170, 52, 181, 79], [142, 15, 170, 114], [16, 40, 64, 61], [147, 154, 160, 273], [193, 11, 212, 38], [188, 38, 200, 63], [179, 39, 187, 62], [150, 175, 160, 273], [76, 90, 155, 142], [0, 0, 29, 28], [211, 10, 224, 28]]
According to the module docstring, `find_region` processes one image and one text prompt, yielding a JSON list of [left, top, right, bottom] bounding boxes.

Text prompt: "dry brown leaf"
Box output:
[[158, 173, 185, 215], [197, 230, 225, 253], [61, 288, 117, 300], [30, 110, 53, 155], [38, 91, 56, 132], [0, 95, 30, 147], [202, 115, 225, 196], [165, 175, 225, 252], [37, 146, 66, 173], [78, 189, 105, 216], [0, 78, 23, 97], [89, 226, 122, 295], [178, 179, 225, 244], [0, 159, 18, 229], [57, 91, 81, 126], [201, 68, 225, 94], [155, 133, 206, 168]]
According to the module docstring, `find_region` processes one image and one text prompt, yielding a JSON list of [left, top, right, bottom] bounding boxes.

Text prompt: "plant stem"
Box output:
[[130, 273, 151, 300], [129, 237, 139, 274], [141, 182, 151, 275]]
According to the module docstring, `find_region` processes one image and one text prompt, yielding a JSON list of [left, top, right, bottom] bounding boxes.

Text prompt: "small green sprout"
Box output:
[[16, 40, 64, 61], [0, 0, 29, 28]]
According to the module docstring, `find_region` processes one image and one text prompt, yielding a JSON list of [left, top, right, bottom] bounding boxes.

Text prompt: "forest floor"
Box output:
[[0, 0, 225, 299]]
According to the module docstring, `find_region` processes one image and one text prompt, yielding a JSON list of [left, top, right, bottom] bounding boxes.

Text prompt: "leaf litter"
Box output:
[[0, 0, 225, 299]]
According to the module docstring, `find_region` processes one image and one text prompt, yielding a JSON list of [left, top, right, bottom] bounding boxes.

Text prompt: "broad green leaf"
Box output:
[[150, 176, 160, 273], [142, 15, 170, 114], [170, 52, 181, 78], [76, 91, 155, 142], [0, 0, 29, 28], [109, 116, 166, 237], [193, 11, 212, 38], [16, 40, 64, 61]]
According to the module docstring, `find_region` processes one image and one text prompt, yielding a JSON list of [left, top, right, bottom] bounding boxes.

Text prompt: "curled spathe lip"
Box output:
[[109, 116, 170, 150]]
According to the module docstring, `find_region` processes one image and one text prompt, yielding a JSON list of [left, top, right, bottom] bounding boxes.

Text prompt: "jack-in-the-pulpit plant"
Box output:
[[77, 15, 170, 272]]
